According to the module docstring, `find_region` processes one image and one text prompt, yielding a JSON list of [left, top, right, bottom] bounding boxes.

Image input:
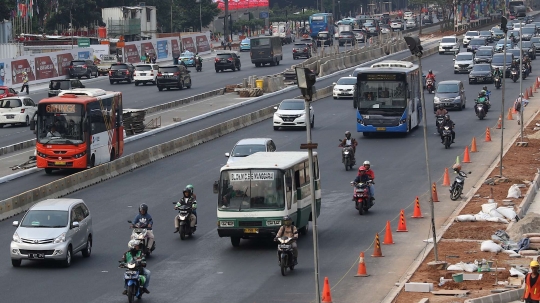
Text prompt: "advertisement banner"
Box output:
[[57, 53, 74, 77], [35, 56, 59, 80], [156, 40, 169, 59], [78, 51, 91, 60], [11, 59, 35, 85], [91, 45, 110, 60], [0, 62, 6, 86], [141, 42, 155, 56], [182, 36, 196, 53], [171, 39, 181, 58], [195, 34, 211, 54], [124, 44, 140, 64], [214, 0, 268, 10]]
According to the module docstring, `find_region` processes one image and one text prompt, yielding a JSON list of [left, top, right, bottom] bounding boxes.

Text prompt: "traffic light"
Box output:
[[295, 67, 317, 101], [501, 16, 508, 33], [404, 36, 423, 57]]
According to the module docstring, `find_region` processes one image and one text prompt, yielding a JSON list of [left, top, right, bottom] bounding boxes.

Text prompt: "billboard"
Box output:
[[214, 0, 269, 10]]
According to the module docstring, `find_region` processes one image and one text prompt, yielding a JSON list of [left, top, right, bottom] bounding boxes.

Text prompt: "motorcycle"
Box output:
[[522, 65, 529, 79], [127, 221, 156, 256], [441, 126, 453, 149], [511, 68, 519, 82], [494, 76, 501, 89], [426, 78, 434, 94], [475, 102, 487, 120], [119, 258, 146, 303], [276, 236, 296, 276], [351, 180, 373, 215], [195, 58, 202, 72], [172, 203, 196, 240], [338, 139, 355, 171], [450, 170, 470, 200], [435, 115, 445, 129]]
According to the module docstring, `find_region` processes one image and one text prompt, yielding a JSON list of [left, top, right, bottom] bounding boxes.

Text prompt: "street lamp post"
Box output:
[[196, 0, 203, 32], [500, 16, 508, 177]]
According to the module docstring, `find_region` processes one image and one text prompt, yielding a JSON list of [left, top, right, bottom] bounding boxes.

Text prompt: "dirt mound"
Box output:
[[507, 212, 540, 241]]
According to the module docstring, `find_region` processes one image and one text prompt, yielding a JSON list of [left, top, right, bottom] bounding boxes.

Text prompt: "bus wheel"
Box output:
[[363, 132, 370, 137], [110, 149, 115, 161], [90, 155, 96, 168], [299, 222, 309, 236], [45, 168, 53, 174], [231, 237, 241, 247]]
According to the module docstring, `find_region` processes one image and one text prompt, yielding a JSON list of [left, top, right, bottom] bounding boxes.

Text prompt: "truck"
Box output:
[[96, 54, 119, 76], [272, 22, 294, 45], [336, 24, 353, 40], [250, 36, 283, 67]]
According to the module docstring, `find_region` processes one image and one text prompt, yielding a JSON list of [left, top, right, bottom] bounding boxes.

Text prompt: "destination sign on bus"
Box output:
[[231, 172, 275, 181], [362, 74, 398, 81], [45, 104, 77, 113]]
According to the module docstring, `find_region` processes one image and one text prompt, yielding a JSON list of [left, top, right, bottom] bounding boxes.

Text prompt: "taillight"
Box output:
[[82, 65, 87, 68], [304, 48, 308, 52], [227, 58, 233, 61], [69, 65, 74, 68], [293, 49, 297, 53], [126, 70, 130, 75], [173, 72, 180, 76], [215, 58, 220, 62], [20, 109, 25, 113], [157, 72, 162, 76], [109, 70, 113, 75]]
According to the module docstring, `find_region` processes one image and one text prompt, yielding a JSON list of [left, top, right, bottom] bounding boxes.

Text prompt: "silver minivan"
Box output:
[[10, 198, 93, 267]]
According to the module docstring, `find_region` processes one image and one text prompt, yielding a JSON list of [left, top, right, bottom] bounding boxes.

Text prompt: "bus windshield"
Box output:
[[37, 103, 84, 145], [219, 169, 285, 211], [357, 81, 407, 110]]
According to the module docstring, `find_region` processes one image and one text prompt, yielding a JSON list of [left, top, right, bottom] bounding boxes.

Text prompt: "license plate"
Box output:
[[54, 161, 66, 165], [340, 93, 349, 96], [244, 228, 258, 233], [6, 115, 14, 119], [140, 73, 146, 76], [478, 77, 484, 81], [376, 127, 386, 131], [28, 253, 44, 259]]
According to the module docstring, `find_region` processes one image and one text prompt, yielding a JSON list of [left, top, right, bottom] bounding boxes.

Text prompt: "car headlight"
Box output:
[[298, 113, 305, 117], [266, 220, 281, 226], [434, 96, 440, 102], [12, 232, 21, 243], [219, 221, 234, 227], [455, 96, 461, 101], [333, 88, 339, 91], [54, 232, 66, 243]]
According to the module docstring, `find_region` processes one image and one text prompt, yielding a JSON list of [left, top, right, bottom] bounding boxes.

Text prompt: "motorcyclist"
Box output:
[[174, 187, 197, 233], [435, 104, 448, 116], [475, 90, 490, 114], [274, 215, 298, 265], [195, 53, 203, 68], [439, 114, 455, 143], [132, 204, 154, 253], [338, 131, 358, 163], [482, 86, 491, 102], [186, 184, 197, 200], [425, 70, 436, 86], [361, 161, 375, 203], [524, 54, 532, 73], [492, 66, 503, 79], [120, 239, 150, 295]]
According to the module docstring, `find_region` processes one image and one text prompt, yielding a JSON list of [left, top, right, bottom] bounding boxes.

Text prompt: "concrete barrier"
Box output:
[[464, 288, 523, 303], [0, 139, 37, 156]]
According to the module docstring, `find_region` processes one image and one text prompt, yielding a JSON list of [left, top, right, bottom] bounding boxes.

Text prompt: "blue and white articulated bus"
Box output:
[[353, 60, 422, 136], [215, 152, 321, 247]]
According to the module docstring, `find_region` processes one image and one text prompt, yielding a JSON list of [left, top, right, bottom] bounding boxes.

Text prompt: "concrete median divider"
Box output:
[[0, 139, 37, 156], [144, 87, 225, 115]]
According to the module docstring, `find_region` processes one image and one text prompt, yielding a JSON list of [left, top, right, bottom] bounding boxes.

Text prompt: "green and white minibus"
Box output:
[[214, 152, 321, 247]]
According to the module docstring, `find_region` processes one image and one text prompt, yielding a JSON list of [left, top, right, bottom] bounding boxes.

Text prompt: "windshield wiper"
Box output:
[[64, 139, 78, 146]]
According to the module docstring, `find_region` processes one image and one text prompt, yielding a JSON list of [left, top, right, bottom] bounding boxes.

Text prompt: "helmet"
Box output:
[[452, 163, 461, 172], [363, 160, 371, 166], [444, 114, 450, 120], [183, 187, 192, 197], [128, 239, 140, 250], [428, 70, 432, 73], [345, 131, 351, 139], [438, 104, 444, 109], [479, 90, 486, 96], [139, 203, 148, 213], [186, 184, 194, 192], [283, 215, 292, 226], [482, 86, 488, 91], [531, 260, 540, 267], [495, 66, 499, 69], [358, 166, 367, 172], [22, 71, 27, 75]]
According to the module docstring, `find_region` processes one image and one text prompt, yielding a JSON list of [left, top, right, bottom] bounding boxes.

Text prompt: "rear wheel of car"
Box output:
[[215, 69, 219, 73], [127, 78, 132, 84], [310, 116, 315, 128], [11, 259, 21, 267], [0, 124, 4, 128], [158, 86, 163, 91], [255, 63, 261, 67], [231, 65, 236, 71], [273, 126, 279, 130], [237, 64, 241, 71], [179, 80, 184, 90], [186, 79, 191, 88], [439, 52, 444, 55], [110, 80, 115, 85], [61, 246, 72, 267], [24, 116, 29, 126], [270, 60, 276, 66], [135, 82, 139, 86], [82, 237, 92, 258]]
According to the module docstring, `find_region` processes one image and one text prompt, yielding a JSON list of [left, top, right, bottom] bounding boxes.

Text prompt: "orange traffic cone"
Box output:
[[485, 127, 492, 142], [534, 83, 537, 93], [371, 233, 384, 257], [471, 137, 478, 152], [530, 87, 534, 97], [432, 182, 440, 202], [396, 209, 408, 232], [354, 252, 370, 277], [512, 105, 517, 114], [383, 220, 394, 244], [322, 277, 333, 303], [507, 107, 514, 120], [443, 167, 451, 186], [412, 196, 423, 218], [496, 115, 502, 129], [463, 146, 471, 163], [525, 89, 530, 99]]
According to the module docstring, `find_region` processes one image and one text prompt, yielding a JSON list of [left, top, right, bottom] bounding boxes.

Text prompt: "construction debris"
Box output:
[[507, 213, 540, 241]]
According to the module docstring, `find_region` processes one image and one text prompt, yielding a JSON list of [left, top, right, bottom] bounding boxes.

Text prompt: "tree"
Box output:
[[168, 0, 220, 32], [45, 0, 102, 31], [0, 0, 10, 21]]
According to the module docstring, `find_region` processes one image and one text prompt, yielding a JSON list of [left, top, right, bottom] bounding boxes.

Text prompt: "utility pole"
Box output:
[[500, 16, 508, 177], [170, 0, 173, 33], [224, 0, 229, 42], [70, 8, 74, 49], [519, 22, 524, 142]]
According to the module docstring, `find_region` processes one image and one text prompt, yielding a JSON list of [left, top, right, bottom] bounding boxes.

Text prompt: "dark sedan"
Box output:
[[479, 31, 493, 43], [474, 48, 493, 63], [521, 27, 536, 41], [467, 38, 487, 53], [338, 31, 356, 46], [531, 37, 540, 54], [292, 42, 311, 59], [520, 41, 537, 59], [469, 64, 493, 84]]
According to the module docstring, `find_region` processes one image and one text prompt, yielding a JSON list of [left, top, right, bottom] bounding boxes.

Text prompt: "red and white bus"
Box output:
[[31, 88, 124, 174]]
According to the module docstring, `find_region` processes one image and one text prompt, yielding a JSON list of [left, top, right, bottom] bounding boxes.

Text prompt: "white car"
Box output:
[[273, 99, 314, 130], [134, 64, 159, 86], [225, 138, 276, 164], [453, 52, 475, 74], [333, 77, 356, 99], [404, 11, 413, 19], [405, 19, 417, 29], [462, 31, 480, 47], [439, 36, 460, 54], [390, 20, 404, 31], [0, 96, 37, 127]]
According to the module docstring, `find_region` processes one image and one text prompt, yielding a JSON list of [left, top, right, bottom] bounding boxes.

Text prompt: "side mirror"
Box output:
[[71, 221, 80, 228], [238, 55, 241, 58], [452, 58, 455, 61], [332, 82, 337, 86], [213, 181, 219, 194], [274, 106, 278, 110], [225, 152, 230, 157], [127, 220, 132, 223], [29, 120, 35, 131], [12, 221, 19, 227]]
